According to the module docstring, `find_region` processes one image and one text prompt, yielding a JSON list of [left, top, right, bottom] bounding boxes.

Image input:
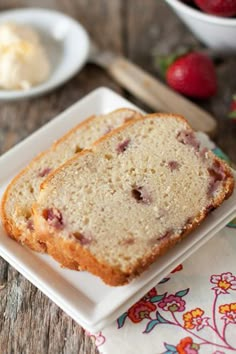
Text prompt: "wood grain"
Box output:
[[0, 1, 235, 353]]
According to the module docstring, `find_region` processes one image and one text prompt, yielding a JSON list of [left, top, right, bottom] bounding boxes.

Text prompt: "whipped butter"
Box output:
[[0, 23, 50, 90]]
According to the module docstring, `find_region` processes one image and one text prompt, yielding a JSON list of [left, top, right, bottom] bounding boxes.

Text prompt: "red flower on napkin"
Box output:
[[176, 337, 199, 354], [127, 301, 156, 323], [126, 287, 158, 323]]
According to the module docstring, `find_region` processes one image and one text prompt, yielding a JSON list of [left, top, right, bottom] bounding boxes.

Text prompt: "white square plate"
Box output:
[[0, 87, 236, 332]]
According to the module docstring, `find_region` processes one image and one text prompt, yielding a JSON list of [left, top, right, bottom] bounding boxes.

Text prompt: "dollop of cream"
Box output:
[[0, 23, 50, 90]]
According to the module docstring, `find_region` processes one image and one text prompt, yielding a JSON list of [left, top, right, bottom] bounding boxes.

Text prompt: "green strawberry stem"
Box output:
[[158, 53, 179, 77], [157, 48, 190, 77]]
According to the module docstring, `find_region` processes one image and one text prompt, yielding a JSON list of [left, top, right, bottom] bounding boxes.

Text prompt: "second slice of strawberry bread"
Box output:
[[33, 114, 234, 286]]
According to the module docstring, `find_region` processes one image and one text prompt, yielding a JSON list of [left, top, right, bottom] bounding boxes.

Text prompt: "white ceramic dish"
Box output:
[[0, 87, 236, 332], [0, 8, 89, 100], [165, 0, 236, 52]]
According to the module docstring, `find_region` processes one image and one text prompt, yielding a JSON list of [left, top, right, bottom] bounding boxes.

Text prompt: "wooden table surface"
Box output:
[[0, 1, 235, 353]]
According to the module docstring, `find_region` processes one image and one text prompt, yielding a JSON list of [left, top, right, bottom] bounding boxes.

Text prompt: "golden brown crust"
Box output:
[[32, 210, 130, 284], [0, 113, 97, 251], [52, 108, 141, 150], [1, 108, 142, 253], [0, 115, 97, 252], [33, 113, 235, 286], [33, 195, 233, 286], [0, 151, 49, 252]]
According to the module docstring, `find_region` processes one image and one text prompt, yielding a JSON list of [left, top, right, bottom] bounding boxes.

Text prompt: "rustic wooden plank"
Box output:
[[125, 0, 199, 72], [0, 0, 124, 353]]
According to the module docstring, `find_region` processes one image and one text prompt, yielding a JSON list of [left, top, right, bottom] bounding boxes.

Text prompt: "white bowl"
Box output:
[[165, 0, 236, 52]]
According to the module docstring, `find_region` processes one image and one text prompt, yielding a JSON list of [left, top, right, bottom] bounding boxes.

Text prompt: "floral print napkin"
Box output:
[[86, 134, 236, 354]]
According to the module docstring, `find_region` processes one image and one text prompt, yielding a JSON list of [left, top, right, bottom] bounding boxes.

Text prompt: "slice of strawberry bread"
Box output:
[[33, 114, 234, 286], [1, 108, 141, 262]]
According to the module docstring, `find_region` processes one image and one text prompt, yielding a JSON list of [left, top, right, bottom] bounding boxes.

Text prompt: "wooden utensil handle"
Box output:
[[106, 56, 216, 135]]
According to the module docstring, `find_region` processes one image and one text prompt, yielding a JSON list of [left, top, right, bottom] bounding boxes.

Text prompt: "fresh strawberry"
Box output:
[[228, 94, 236, 121], [194, 0, 236, 17], [163, 51, 217, 99]]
